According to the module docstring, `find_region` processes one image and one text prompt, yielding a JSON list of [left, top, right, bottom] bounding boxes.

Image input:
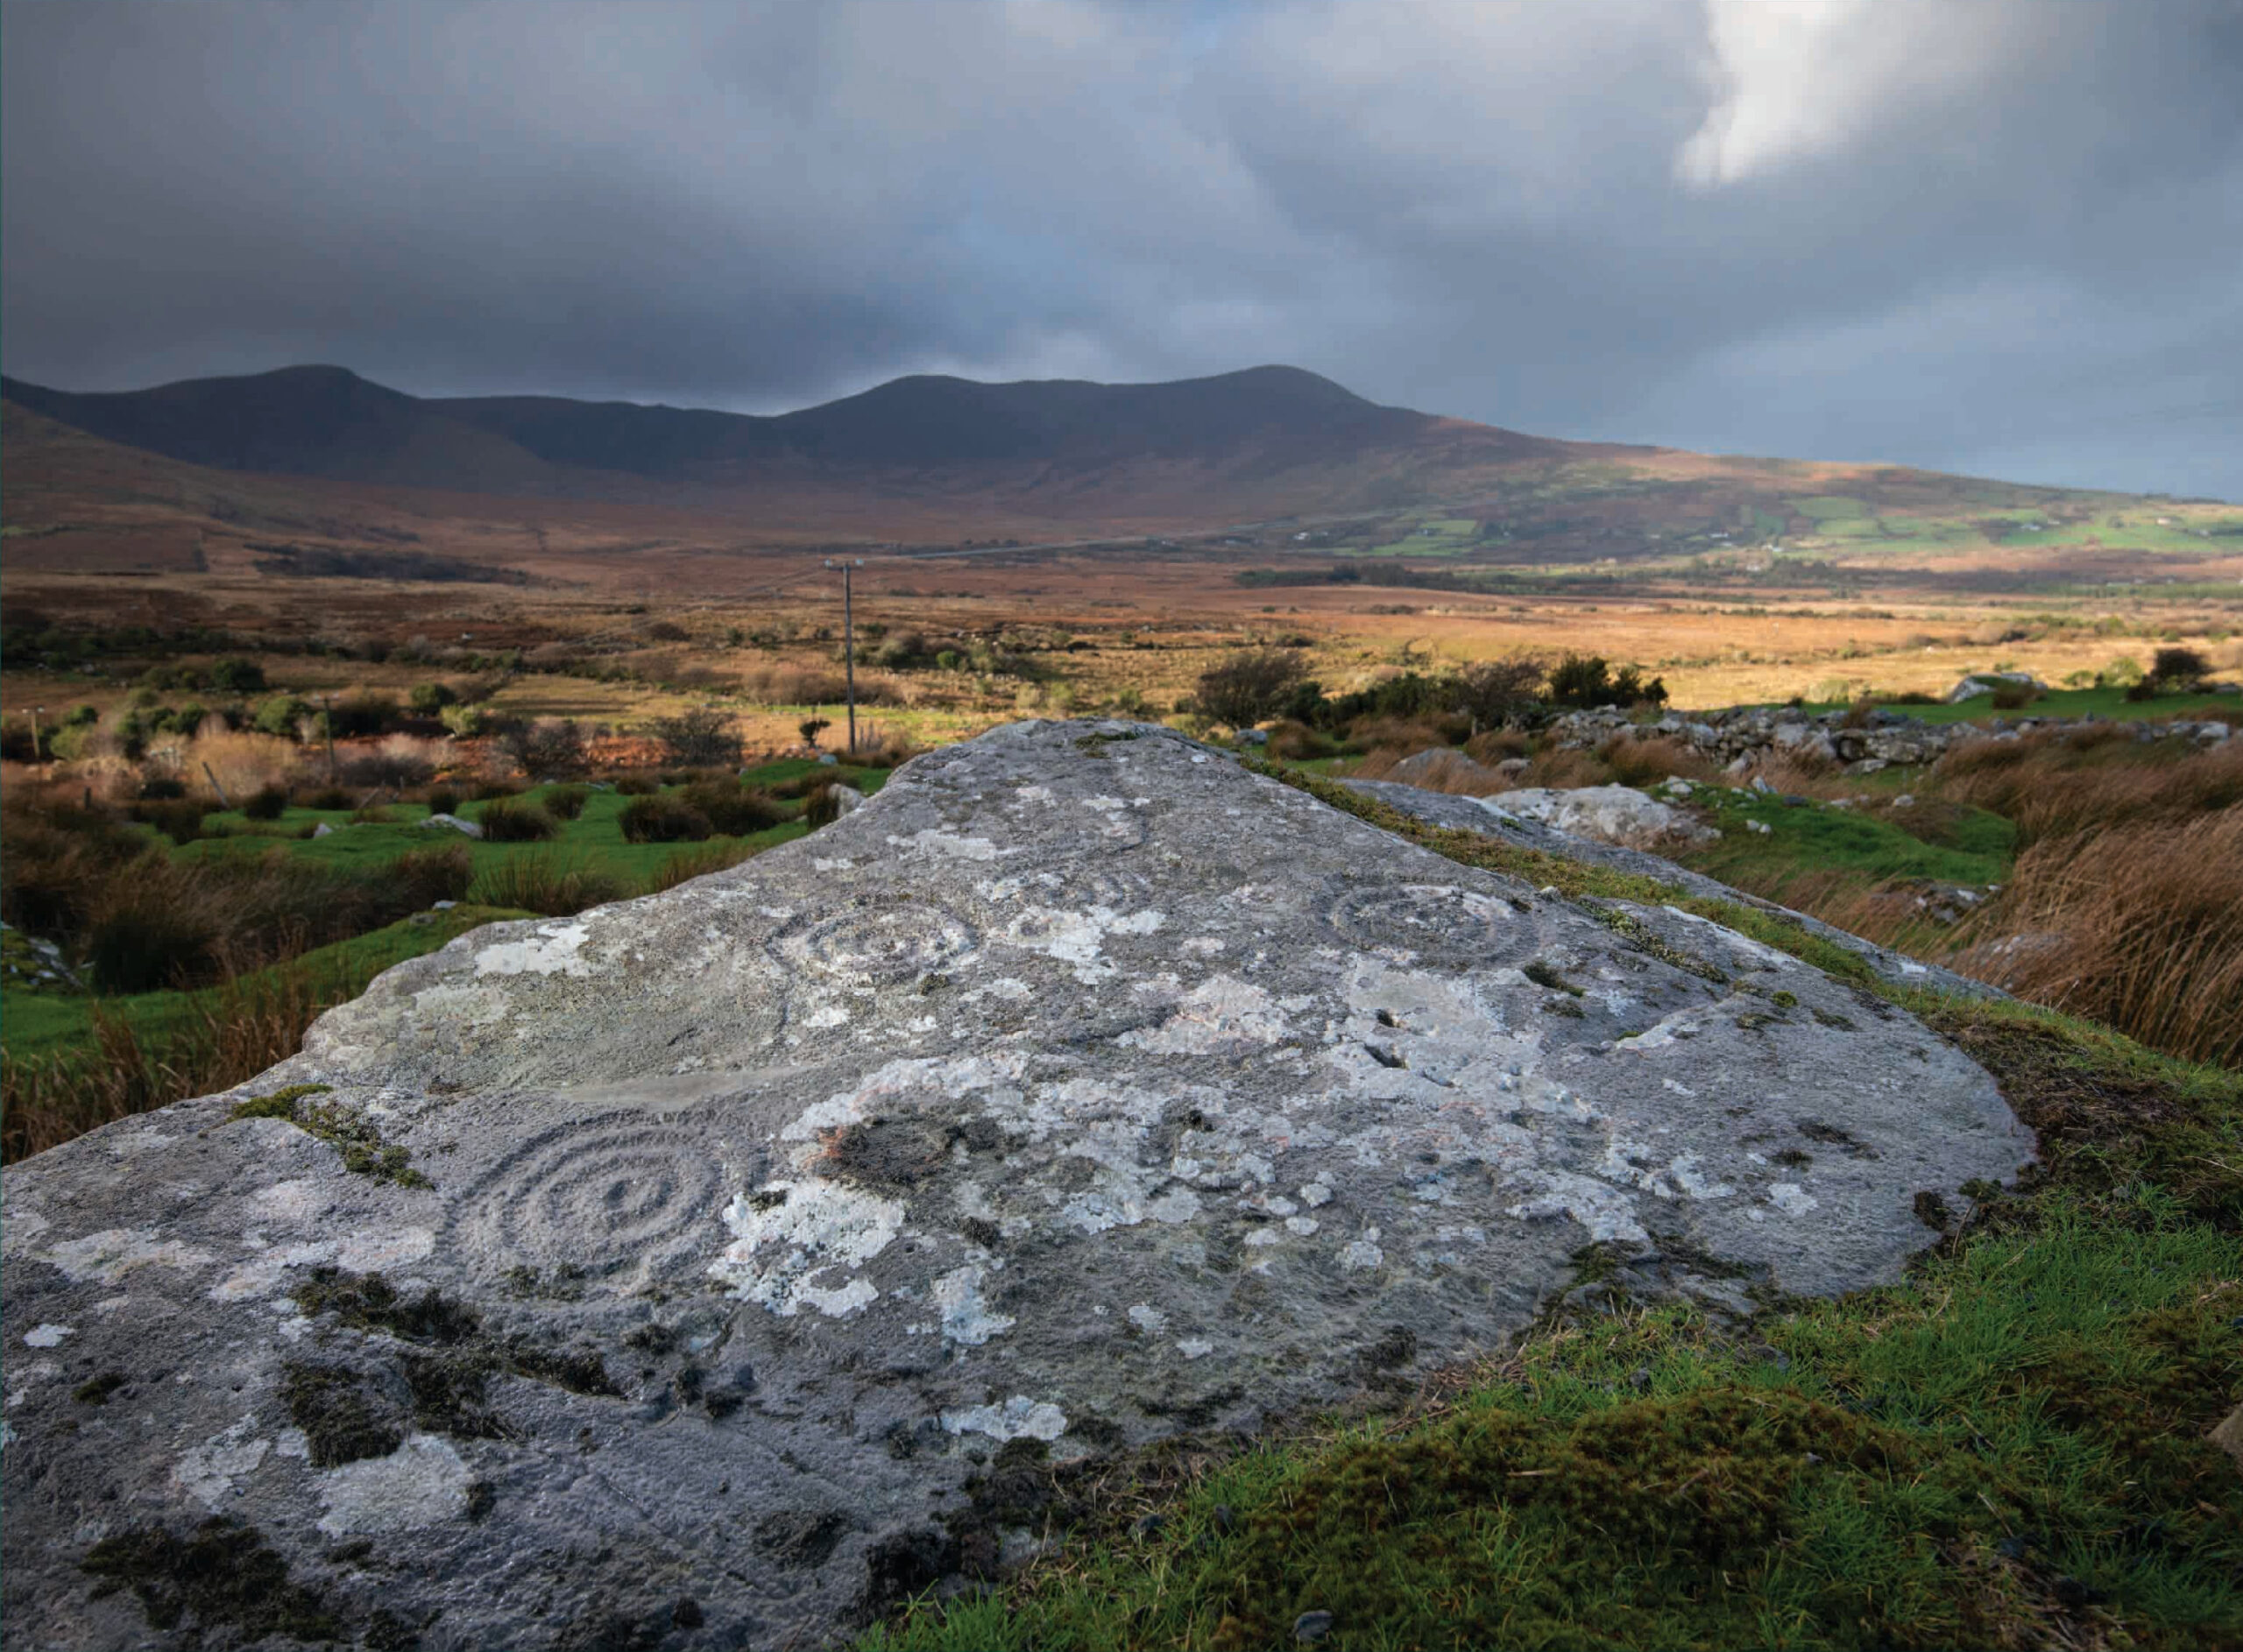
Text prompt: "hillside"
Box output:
[[0, 363, 1578, 507]]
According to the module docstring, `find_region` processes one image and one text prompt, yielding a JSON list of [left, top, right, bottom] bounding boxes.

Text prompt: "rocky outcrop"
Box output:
[[1341, 777, 2004, 1002], [1, 723, 2034, 1650]]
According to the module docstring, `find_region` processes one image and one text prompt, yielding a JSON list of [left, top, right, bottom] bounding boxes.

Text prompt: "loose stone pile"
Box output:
[[2, 722, 2034, 1649], [1546, 702, 2234, 774]]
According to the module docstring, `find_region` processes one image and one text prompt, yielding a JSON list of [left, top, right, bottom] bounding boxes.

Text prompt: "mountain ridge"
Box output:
[[0, 362, 1583, 502]]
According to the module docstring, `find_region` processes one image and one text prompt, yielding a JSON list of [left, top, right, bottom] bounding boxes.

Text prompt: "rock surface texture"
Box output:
[[1478, 783, 1720, 851], [2, 723, 2034, 1650]]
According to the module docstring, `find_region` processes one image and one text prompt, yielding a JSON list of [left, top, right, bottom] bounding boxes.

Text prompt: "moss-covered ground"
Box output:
[[865, 763, 2243, 1652]]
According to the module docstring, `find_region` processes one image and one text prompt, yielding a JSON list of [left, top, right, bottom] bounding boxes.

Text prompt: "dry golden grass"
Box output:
[[1, 972, 330, 1163], [1935, 731, 2243, 843], [1956, 810, 2243, 1068]]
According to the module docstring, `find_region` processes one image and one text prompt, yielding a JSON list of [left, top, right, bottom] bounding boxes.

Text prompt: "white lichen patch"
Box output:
[[1339, 1237, 1383, 1270], [1122, 975, 1293, 1055], [1768, 1183, 1820, 1216], [40, 1228, 214, 1286], [1001, 904, 1164, 983], [940, 1394, 1068, 1443], [1177, 1338, 1213, 1359], [315, 1433, 471, 1536], [21, 1324, 74, 1348], [709, 1181, 904, 1317], [473, 919, 595, 979], [933, 1263, 1015, 1345], [1126, 1303, 1167, 1334], [173, 1417, 272, 1509], [340, 1226, 436, 1272], [0, 1208, 50, 1258], [1506, 1172, 1650, 1244], [889, 830, 1001, 862]]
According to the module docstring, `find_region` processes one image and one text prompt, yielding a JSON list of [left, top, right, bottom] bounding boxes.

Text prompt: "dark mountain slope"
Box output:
[[2, 363, 1567, 500], [0, 364, 563, 494]]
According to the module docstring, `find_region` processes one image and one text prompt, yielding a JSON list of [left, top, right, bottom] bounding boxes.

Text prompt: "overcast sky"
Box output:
[[5, 1, 2239, 498]]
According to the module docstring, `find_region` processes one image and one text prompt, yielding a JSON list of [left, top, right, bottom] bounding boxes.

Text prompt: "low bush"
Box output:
[[303, 786, 353, 812], [613, 774, 659, 796], [244, 784, 289, 821], [642, 840, 762, 894], [390, 845, 474, 908], [476, 800, 559, 843], [676, 780, 786, 837], [131, 799, 207, 844], [540, 785, 589, 822], [1596, 735, 1716, 789], [1989, 681, 2041, 710], [423, 787, 462, 818], [470, 777, 524, 802], [1265, 720, 1337, 761], [1192, 649, 1310, 729], [650, 706, 744, 769], [619, 794, 713, 844], [1342, 717, 1445, 757], [467, 856, 626, 917]]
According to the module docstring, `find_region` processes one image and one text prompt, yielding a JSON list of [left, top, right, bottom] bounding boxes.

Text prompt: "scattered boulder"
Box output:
[[415, 812, 485, 839], [2, 723, 2032, 1649], [1486, 784, 1720, 851]]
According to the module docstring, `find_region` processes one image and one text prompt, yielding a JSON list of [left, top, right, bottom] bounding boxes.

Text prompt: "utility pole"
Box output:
[[30, 704, 44, 772], [824, 558, 865, 754]]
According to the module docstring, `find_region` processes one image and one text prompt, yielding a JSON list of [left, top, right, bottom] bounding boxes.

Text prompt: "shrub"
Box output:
[[540, 785, 589, 822], [1194, 650, 1309, 729], [207, 656, 267, 694], [253, 696, 310, 739], [2150, 646, 2209, 690], [468, 856, 626, 917], [1454, 658, 1546, 731], [408, 682, 459, 716], [326, 692, 400, 738], [1462, 729, 1531, 764], [1548, 653, 1668, 710], [131, 799, 207, 844], [236, 783, 287, 821], [471, 778, 523, 801], [302, 786, 353, 812], [137, 774, 188, 800], [642, 840, 762, 894], [614, 775, 659, 796], [423, 788, 462, 818], [799, 717, 831, 749], [651, 707, 743, 768], [391, 844, 474, 907], [676, 780, 786, 837], [1266, 720, 1338, 761], [502, 717, 589, 779], [476, 801, 559, 843], [439, 704, 488, 738], [619, 794, 713, 844], [1989, 681, 2040, 710]]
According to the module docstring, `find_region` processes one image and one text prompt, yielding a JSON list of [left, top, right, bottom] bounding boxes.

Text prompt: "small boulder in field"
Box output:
[[1488, 784, 1720, 850]]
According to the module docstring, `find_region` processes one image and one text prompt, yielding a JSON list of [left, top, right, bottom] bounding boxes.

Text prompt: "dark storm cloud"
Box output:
[[4, 0, 2239, 496]]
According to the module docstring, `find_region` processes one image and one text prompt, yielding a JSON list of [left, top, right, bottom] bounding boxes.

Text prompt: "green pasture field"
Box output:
[[1680, 787, 2013, 893], [0, 760, 890, 1070], [1, 904, 529, 1062]]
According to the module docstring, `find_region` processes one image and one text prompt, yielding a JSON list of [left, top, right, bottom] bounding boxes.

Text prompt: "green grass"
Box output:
[[0, 904, 530, 1062], [4, 763, 890, 1071], [1783, 685, 2238, 725], [870, 764, 2243, 1652], [1681, 787, 2013, 891]]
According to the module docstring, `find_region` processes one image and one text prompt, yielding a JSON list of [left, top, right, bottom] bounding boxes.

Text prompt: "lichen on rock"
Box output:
[[0, 720, 2034, 1649]]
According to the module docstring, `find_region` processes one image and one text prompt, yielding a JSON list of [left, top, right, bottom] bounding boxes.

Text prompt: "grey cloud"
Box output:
[[4, 0, 2238, 495]]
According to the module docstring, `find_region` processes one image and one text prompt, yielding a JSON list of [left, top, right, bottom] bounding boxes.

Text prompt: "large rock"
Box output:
[[1486, 783, 1720, 850], [1, 723, 2034, 1650]]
